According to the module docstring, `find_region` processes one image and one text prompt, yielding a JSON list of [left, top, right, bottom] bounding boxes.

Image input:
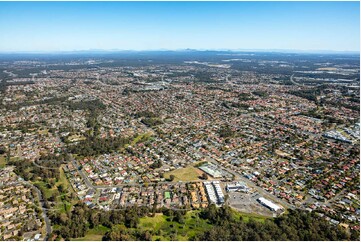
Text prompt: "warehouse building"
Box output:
[[257, 197, 282, 211], [204, 181, 225, 205]]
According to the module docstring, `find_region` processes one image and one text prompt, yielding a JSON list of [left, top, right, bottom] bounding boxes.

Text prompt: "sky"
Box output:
[[0, 1, 359, 52]]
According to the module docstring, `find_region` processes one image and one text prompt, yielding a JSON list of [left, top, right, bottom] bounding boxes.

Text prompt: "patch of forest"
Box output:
[[47, 203, 359, 241]]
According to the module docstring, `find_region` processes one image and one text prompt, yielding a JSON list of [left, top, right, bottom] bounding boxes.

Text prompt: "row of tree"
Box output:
[[195, 205, 359, 241]]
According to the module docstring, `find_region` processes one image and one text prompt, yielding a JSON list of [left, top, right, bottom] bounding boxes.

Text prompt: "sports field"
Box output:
[[164, 166, 204, 181]]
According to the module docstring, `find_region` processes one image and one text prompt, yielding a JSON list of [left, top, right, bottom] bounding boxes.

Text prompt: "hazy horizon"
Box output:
[[0, 48, 360, 55], [0, 1, 360, 52]]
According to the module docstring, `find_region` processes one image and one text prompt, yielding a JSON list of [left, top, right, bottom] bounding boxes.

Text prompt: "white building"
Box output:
[[204, 182, 218, 204], [204, 181, 225, 205], [257, 197, 282, 211], [226, 182, 249, 193], [213, 181, 225, 204]]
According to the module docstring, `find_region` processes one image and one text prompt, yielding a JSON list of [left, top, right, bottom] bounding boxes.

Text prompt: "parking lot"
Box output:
[[228, 191, 275, 217]]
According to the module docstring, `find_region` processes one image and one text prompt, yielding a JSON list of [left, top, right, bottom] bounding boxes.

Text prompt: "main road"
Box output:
[[290, 74, 303, 86], [71, 158, 95, 190]]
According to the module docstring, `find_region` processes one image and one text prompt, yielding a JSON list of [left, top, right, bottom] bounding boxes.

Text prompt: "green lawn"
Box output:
[[0, 156, 6, 168], [237, 211, 269, 223], [139, 213, 166, 231], [67, 134, 86, 143], [38, 129, 49, 135], [55, 166, 77, 213], [130, 132, 152, 146], [71, 225, 110, 241], [138, 210, 212, 240], [164, 166, 203, 182], [33, 181, 53, 199], [120, 133, 152, 152]]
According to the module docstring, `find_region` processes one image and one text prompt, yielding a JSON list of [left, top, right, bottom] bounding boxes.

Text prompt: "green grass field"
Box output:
[[71, 225, 110, 241], [38, 129, 49, 135], [138, 210, 212, 240], [119, 132, 153, 152], [130, 132, 152, 146], [163, 166, 204, 181], [67, 134, 86, 143], [33, 181, 53, 199], [55, 166, 77, 213], [237, 211, 269, 223], [0, 156, 6, 168]]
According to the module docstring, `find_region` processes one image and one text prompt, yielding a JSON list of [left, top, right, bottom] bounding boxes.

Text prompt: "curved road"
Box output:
[[21, 181, 52, 240], [32, 160, 59, 170], [290, 74, 303, 86]]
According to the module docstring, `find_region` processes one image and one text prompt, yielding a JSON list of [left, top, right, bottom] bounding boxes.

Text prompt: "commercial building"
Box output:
[[204, 181, 225, 205], [226, 182, 250, 193], [257, 197, 282, 211], [199, 163, 223, 178]]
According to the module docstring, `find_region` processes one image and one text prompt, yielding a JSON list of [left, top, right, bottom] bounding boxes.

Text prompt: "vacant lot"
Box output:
[[130, 132, 152, 146], [228, 191, 274, 217], [67, 134, 86, 142], [164, 166, 204, 181], [0, 156, 6, 168]]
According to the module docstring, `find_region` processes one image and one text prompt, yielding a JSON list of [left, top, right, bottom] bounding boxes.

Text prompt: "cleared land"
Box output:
[[67, 134, 86, 143], [228, 191, 275, 217], [164, 166, 204, 181], [0, 156, 6, 168], [130, 132, 152, 146], [38, 129, 49, 135]]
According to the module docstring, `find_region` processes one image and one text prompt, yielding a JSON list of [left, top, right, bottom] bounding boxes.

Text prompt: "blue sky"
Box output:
[[0, 1, 359, 52]]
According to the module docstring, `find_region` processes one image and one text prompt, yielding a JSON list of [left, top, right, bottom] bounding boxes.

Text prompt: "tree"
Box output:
[[90, 212, 100, 228], [150, 160, 162, 169], [174, 211, 185, 224], [103, 224, 134, 241], [60, 226, 71, 240], [139, 231, 152, 241], [125, 213, 139, 228], [218, 125, 235, 138], [201, 173, 208, 180], [57, 184, 65, 193], [59, 213, 68, 225], [0, 146, 5, 155]]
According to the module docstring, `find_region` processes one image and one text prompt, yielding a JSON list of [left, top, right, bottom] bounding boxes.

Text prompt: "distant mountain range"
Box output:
[[0, 49, 359, 55]]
